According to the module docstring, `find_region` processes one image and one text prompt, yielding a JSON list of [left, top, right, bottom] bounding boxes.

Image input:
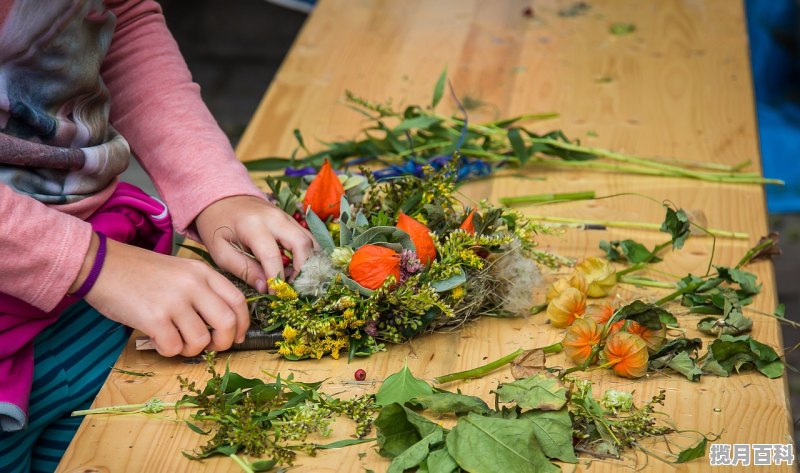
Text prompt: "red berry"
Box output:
[[281, 254, 291, 266], [354, 369, 366, 381], [293, 211, 303, 221], [299, 220, 309, 229]]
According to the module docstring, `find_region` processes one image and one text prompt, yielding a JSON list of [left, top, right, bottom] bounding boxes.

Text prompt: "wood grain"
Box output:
[[58, 0, 794, 472]]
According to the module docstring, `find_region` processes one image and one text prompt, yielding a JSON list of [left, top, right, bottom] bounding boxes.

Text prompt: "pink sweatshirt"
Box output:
[[0, 0, 265, 431], [0, 0, 264, 312]]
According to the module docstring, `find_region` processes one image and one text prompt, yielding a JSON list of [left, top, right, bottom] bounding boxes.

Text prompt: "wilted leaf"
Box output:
[[510, 349, 546, 379], [412, 392, 490, 415], [521, 409, 578, 462], [495, 373, 568, 411]]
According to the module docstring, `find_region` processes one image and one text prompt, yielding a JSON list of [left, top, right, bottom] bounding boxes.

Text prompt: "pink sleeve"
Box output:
[[100, 0, 265, 239], [0, 185, 92, 311]]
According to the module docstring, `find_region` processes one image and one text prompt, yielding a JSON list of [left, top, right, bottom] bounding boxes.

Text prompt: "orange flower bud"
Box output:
[[459, 210, 476, 234], [624, 321, 667, 354], [546, 287, 586, 328], [396, 212, 436, 266], [585, 301, 615, 325], [304, 159, 345, 220], [546, 272, 588, 302], [348, 244, 401, 290], [562, 318, 602, 366], [602, 332, 649, 379]]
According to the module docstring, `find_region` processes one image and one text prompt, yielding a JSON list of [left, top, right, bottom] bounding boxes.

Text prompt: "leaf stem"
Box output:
[[229, 454, 254, 473], [618, 276, 677, 289], [71, 401, 178, 417], [499, 191, 596, 206], [523, 215, 747, 239], [434, 349, 523, 384]]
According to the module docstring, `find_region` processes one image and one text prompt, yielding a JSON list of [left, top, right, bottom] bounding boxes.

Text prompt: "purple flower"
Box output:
[[400, 249, 423, 282]]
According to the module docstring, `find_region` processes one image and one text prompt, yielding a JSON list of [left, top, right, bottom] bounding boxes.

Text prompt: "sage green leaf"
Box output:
[[376, 364, 434, 407], [430, 270, 467, 292], [521, 409, 578, 462], [387, 430, 444, 473], [352, 226, 415, 251], [432, 67, 447, 109], [375, 403, 442, 458], [446, 414, 559, 473], [394, 116, 443, 133], [340, 274, 375, 297], [426, 448, 458, 473], [676, 436, 708, 463], [494, 374, 567, 411], [412, 392, 490, 415], [304, 209, 335, 254]]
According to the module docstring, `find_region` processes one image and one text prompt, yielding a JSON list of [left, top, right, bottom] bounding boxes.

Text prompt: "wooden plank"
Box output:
[[58, 0, 793, 472]]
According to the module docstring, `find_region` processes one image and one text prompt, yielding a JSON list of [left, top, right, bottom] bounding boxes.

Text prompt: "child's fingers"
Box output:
[[211, 241, 268, 293], [173, 309, 213, 357], [149, 321, 188, 358], [206, 271, 250, 345], [273, 218, 316, 277], [239, 228, 285, 282]]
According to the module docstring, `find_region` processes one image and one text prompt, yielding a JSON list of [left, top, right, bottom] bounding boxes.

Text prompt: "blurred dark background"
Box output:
[[128, 0, 799, 443]]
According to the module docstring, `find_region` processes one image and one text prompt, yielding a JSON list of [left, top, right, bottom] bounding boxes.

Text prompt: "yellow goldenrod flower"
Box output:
[[282, 325, 298, 341]]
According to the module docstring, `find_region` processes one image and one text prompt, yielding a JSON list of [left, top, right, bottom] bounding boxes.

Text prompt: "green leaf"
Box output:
[[702, 335, 784, 378], [432, 67, 448, 109], [494, 374, 567, 411], [244, 157, 302, 172], [250, 459, 278, 471], [446, 414, 559, 473], [304, 208, 336, 254], [600, 240, 662, 264], [376, 363, 434, 407], [508, 128, 530, 165], [676, 436, 708, 463], [185, 420, 210, 435], [387, 430, 444, 473], [651, 351, 703, 381], [426, 447, 459, 473], [412, 392, 490, 415], [352, 226, 415, 251], [430, 270, 467, 292], [775, 303, 786, 318], [609, 300, 669, 330], [610, 22, 636, 35], [293, 128, 309, 152], [716, 266, 761, 295], [395, 116, 443, 133], [375, 403, 443, 458], [660, 207, 691, 249], [315, 438, 376, 449], [521, 409, 578, 463]]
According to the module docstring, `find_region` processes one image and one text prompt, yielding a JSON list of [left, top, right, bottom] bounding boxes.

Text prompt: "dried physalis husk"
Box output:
[[602, 331, 649, 379], [575, 257, 617, 297], [585, 301, 615, 325], [546, 271, 588, 302], [684, 208, 708, 236], [547, 287, 587, 328], [562, 318, 602, 366], [511, 349, 547, 379]]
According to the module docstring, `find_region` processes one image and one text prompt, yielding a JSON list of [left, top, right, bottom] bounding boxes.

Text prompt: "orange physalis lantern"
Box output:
[[348, 244, 401, 290], [459, 210, 476, 234], [396, 212, 436, 266], [546, 287, 586, 328], [562, 318, 602, 366], [304, 159, 345, 220], [624, 320, 667, 354], [602, 332, 649, 379], [585, 301, 615, 325]]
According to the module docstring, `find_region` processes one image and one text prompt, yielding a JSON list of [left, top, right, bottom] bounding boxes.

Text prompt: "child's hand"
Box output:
[[194, 196, 317, 291], [84, 237, 249, 357]]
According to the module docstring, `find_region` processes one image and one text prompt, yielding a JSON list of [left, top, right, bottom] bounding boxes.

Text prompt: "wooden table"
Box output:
[[58, 0, 794, 471]]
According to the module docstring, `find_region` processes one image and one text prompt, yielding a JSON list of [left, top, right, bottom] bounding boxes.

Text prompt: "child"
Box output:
[[0, 1, 315, 471]]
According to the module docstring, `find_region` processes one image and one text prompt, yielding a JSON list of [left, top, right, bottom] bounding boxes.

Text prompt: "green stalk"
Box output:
[[736, 237, 776, 268], [521, 215, 748, 239], [434, 343, 563, 384], [71, 400, 177, 417], [499, 191, 596, 206], [618, 275, 677, 289], [230, 454, 254, 473]]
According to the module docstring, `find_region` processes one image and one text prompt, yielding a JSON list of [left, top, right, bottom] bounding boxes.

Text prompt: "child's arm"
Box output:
[[101, 0, 316, 288]]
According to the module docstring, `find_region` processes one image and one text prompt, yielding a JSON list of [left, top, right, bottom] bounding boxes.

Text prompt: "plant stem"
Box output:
[[736, 238, 776, 268], [71, 401, 178, 417], [230, 454, 254, 473], [499, 191, 596, 206], [434, 349, 523, 384], [618, 275, 677, 289], [523, 215, 748, 239]]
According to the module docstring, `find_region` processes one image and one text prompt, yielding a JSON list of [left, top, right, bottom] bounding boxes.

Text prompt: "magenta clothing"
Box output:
[[0, 0, 265, 312], [0, 182, 173, 431]]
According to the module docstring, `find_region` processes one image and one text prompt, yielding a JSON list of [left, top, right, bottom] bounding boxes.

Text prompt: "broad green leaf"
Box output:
[[600, 239, 662, 264], [244, 156, 300, 172], [702, 335, 784, 378], [250, 459, 278, 471], [304, 208, 336, 254], [375, 403, 442, 458], [716, 266, 761, 295], [446, 414, 559, 473], [395, 116, 443, 132], [432, 67, 448, 109], [676, 436, 708, 463], [660, 207, 691, 249], [412, 392, 490, 415], [651, 351, 703, 381], [387, 430, 443, 473], [494, 374, 567, 411], [521, 409, 578, 462], [376, 364, 434, 407], [430, 271, 467, 292], [426, 447, 458, 473], [609, 300, 669, 330], [352, 226, 415, 251], [184, 420, 210, 435]]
